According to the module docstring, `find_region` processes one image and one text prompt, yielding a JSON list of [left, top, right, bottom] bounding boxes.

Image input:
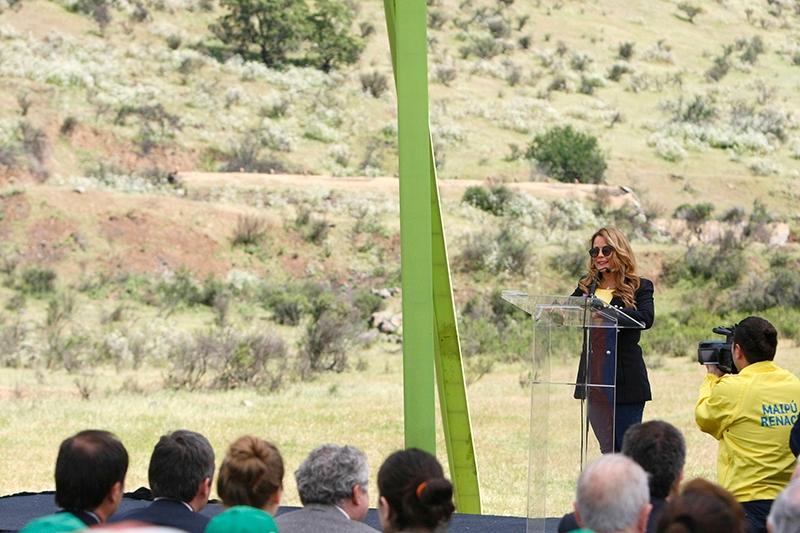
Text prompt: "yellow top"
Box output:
[[695, 360, 800, 502], [594, 288, 614, 304]]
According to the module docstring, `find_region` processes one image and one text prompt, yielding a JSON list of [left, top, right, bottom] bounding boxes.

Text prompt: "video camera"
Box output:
[[697, 325, 738, 374]]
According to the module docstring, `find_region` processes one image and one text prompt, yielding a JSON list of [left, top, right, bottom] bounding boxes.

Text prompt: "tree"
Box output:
[[211, 0, 310, 68], [525, 126, 607, 184], [305, 0, 364, 72]]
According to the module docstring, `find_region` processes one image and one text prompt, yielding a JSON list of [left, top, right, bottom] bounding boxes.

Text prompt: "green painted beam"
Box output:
[[383, 0, 481, 513], [430, 155, 482, 514], [391, 0, 436, 453]]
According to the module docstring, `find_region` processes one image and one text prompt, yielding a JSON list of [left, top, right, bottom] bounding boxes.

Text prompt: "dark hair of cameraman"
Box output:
[[733, 316, 778, 366]]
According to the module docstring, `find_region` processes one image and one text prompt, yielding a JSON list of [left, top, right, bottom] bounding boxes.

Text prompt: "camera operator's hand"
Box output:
[[704, 364, 725, 378]]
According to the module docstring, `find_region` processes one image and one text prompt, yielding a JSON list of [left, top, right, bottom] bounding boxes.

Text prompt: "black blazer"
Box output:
[[113, 499, 209, 533], [571, 278, 655, 404]]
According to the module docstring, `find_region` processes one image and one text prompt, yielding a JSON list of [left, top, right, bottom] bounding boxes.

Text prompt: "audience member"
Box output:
[[656, 478, 745, 533], [20, 512, 86, 533], [277, 444, 376, 533], [377, 448, 455, 533], [696, 316, 800, 533], [113, 430, 214, 533], [559, 420, 685, 533], [574, 454, 651, 533], [767, 479, 800, 533], [206, 435, 283, 533], [55, 429, 129, 526], [205, 506, 278, 533]]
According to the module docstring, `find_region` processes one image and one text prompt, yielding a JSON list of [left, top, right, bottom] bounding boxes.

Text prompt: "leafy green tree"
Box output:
[[211, 0, 310, 68], [525, 126, 607, 184], [305, 0, 364, 72]]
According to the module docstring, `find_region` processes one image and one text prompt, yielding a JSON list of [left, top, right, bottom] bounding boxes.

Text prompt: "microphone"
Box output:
[[588, 268, 607, 298]]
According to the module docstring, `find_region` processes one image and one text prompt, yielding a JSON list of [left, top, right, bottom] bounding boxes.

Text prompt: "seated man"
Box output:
[[53, 429, 128, 526], [696, 316, 800, 533], [558, 420, 685, 533], [277, 444, 376, 533], [767, 479, 800, 533], [113, 429, 214, 533], [573, 454, 651, 533]]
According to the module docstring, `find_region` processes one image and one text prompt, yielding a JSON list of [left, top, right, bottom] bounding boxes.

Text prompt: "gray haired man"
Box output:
[[768, 479, 800, 533], [575, 454, 652, 533], [277, 444, 377, 533]]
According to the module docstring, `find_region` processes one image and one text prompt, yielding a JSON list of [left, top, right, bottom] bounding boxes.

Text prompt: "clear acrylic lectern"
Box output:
[[501, 292, 645, 533]]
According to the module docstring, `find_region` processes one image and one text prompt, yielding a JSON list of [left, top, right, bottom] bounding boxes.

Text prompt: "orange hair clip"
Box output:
[[415, 481, 428, 499]]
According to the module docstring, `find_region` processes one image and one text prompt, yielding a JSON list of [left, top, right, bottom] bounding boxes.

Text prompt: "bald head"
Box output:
[[575, 454, 650, 533]]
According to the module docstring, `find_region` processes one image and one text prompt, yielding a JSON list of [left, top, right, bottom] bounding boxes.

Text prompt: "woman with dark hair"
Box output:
[[377, 448, 455, 533], [572, 227, 655, 453], [656, 478, 746, 533], [205, 436, 283, 533]]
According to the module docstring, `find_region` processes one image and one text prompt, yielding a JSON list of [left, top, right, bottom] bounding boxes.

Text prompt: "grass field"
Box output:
[[3, 341, 798, 517]]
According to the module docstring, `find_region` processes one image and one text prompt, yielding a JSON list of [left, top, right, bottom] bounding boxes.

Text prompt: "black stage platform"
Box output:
[[0, 491, 560, 532]]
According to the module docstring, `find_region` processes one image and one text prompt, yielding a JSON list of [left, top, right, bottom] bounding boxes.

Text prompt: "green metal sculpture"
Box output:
[[383, 0, 481, 514]]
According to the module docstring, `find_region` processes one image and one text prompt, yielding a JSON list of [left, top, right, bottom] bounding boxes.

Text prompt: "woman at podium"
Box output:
[[571, 227, 655, 453]]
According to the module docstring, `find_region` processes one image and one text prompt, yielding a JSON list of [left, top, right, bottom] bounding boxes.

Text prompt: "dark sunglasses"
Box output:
[[589, 245, 614, 258]]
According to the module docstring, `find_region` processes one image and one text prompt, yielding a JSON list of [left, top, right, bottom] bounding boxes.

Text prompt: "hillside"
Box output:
[[0, 0, 799, 217]]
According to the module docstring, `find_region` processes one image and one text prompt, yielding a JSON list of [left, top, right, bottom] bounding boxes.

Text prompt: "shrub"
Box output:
[[608, 63, 631, 82], [459, 34, 509, 59], [428, 9, 448, 29], [360, 71, 388, 98], [525, 126, 607, 184], [352, 289, 384, 321], [720, 206, 746, 223], [231, 215, 267, 247], [705, 50, 731, 82], [618, 41, 635, 60], [59, 116, 79, 137], [673, 202, 714, 223], [298, 307, 359, 376], [433, 61, 458, 85], [20, 266, 56, 295], [550, 247, 586, 279], [261, 286, 308, 325], [166, 328, 288, 391], [156, 268, 202, 309], [304, 219, 330, 244], [579, 75, 603, 95], [739, 36, 765, 64], [486, 15, 511, 38], [462, 185, 515, 216], [221, 138, 287, 173], [458, 227, 531, 275], [213, 332, 288, 390], [662, 240, 743, 289], [668, 93, 717, 124], [676, 2, 703, 23]]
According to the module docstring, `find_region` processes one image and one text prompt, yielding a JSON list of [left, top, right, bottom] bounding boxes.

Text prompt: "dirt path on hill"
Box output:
[[178, 172, 638, 207]]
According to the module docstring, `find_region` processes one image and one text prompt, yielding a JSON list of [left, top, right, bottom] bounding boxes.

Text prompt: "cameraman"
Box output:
[[696, 316, 800, 533]]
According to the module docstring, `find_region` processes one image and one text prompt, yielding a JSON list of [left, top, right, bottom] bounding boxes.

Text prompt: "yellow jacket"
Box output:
[[695, 360, 800, 502]]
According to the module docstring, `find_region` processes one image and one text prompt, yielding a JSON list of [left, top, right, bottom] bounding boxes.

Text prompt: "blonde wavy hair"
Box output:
[[578, 227, 640, 309]]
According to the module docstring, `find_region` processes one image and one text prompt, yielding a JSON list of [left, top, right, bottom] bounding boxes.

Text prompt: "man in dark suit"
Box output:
[[558, 420, 686, 533], [277, 444, 377, 533], [114, 429, 215, 533], [55, 429, 129, 526]]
